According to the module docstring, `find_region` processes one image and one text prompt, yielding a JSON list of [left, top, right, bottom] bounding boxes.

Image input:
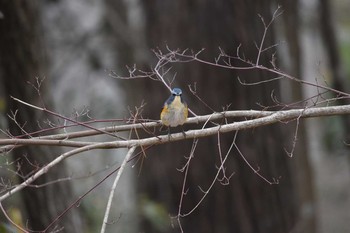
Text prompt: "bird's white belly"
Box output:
[[164, 106, 186, 127]]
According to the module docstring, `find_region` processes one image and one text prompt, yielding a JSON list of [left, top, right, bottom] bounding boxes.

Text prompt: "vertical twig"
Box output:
[[100, 146, 136, 233], [255, 6, 283, 66], [176, 138, 199, 232], [181, 131, 238, 217]]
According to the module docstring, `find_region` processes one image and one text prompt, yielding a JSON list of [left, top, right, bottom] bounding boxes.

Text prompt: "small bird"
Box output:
[[160, 88, 188, 136]]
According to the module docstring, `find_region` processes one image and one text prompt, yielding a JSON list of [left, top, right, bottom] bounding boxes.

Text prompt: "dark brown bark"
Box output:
[[282, 1, 316, 232], [0, 1, 84, 231], [319, 0, 350, 143]]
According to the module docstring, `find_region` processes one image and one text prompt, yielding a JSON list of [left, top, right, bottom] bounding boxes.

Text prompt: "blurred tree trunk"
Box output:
[[282, 1, 316, 232], [319, 0, 350, 143], [0, 1, 84, 231], [106, 0, 315, 232]]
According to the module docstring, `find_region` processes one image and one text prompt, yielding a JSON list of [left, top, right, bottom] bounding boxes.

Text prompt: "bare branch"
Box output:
[[284, 114, 302, 157], [256, 6, 284, 65], [0, 141, 125, 202], [42, 148, 146, 233], [180, 131, 237, 217], [100, 146, 136, 233], [166, 49, 350, 98], [234, 141, 278, 184], [237, 75, 284, 86], [176, 138, 198, 232], [10, 96, 126, 140], [1, 105, 350, 154]]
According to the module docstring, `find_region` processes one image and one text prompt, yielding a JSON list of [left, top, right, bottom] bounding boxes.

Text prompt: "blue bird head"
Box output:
[[171, 88, 182, 96]]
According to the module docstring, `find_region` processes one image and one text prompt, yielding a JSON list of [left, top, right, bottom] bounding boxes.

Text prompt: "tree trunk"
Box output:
[[105, 0, 314, 232], [281, 1, 316, 232], [0, 1, 84, 231], [319, 0, 350, 144]]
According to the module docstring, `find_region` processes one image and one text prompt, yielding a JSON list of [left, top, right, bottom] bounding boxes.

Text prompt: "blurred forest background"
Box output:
[[0, 0, 350, 233]]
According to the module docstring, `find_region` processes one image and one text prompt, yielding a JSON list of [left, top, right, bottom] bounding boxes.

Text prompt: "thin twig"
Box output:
[[176, 139, 199, 232], [234, 142, 278, 184], [0, 141, 131, 202], [180, 131, 237, 217], [11, 96, 126, 140], [168, 49, 350, 98], [100, 146, 136, 233], [43, 147, 147, 233]]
